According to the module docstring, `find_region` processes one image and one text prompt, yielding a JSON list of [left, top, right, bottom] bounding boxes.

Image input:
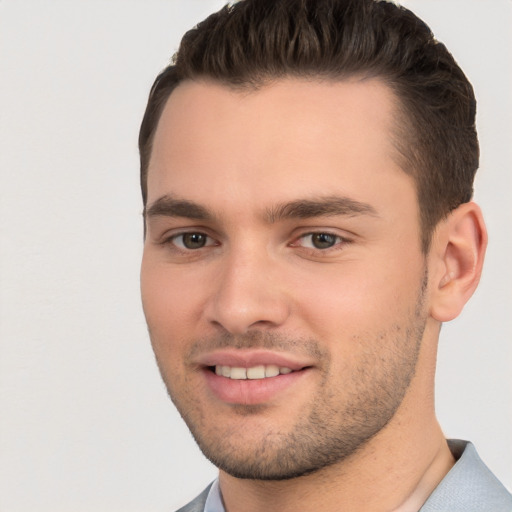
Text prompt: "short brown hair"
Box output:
[[139, 0, 478, 252]]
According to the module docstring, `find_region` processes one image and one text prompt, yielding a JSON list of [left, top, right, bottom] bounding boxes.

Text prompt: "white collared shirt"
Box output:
[[204, 478, 225, 512]]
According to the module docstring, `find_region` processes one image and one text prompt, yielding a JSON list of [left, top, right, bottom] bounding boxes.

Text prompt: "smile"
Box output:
[[214, 364, 293, 380]]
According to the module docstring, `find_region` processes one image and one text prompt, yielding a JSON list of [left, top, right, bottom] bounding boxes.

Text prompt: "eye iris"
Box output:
[[183, 233, 207, 249], [312, 233, 336, 249]]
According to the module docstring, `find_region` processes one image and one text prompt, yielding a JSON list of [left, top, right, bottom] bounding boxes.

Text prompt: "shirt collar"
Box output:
[[204, 477, 225, 512]]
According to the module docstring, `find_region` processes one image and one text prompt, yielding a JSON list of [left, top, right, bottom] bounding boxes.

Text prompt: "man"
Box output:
[[139, 0, 512, 510]]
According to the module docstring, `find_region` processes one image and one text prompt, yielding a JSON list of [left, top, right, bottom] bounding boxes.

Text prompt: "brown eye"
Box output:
[[310, 233, 337, 249], [176, 233, 209, 249]]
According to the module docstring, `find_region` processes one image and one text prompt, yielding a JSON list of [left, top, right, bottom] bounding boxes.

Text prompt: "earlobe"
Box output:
[[429, 202, 487, 322]]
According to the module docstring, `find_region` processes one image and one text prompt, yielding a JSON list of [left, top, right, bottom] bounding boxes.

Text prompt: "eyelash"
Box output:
[[161, 231, 217, 251], [290, 232, 351, 253]]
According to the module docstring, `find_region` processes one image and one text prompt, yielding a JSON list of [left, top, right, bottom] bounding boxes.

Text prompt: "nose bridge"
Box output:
[[206, 239, 290, 334]]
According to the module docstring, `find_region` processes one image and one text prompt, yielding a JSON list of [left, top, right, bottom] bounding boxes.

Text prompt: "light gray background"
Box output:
[[0, 1, 510, 510]]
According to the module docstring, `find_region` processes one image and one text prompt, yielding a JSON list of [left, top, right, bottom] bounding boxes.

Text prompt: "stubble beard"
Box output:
[[154, 273, 428, 481]]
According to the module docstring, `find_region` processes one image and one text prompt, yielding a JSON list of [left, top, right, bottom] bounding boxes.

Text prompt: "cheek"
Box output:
[[292, 258, 421, 339], [140, 259, 201, 353]]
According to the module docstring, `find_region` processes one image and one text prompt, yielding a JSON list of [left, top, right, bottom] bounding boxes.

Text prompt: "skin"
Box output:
[[140, 78, 487, 511]]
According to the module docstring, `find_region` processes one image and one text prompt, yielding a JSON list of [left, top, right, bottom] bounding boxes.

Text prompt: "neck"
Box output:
[[219, 424, 454, 512]]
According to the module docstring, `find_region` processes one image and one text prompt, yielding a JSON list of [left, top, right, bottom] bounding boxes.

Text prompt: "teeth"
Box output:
[[265, 365, 279, 377], [214, 364, 294, 380], [247, 365, 265, 379], [230, 367, 247, 380]]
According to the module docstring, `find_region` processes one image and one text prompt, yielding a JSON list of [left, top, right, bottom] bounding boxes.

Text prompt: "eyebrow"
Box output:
[[144, 195, 215, 221], [144, 194, 378, 223], [265, 196, 378, 223]]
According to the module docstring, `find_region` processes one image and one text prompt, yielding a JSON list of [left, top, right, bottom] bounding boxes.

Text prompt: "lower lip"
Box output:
[[202, 368, 309, 405]]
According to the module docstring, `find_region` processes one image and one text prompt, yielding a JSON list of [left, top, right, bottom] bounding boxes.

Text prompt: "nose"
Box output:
[[204, 248, 291, 335]]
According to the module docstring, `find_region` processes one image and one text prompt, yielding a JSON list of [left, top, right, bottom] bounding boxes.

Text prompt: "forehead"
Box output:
[[147, 77, 413, 217]]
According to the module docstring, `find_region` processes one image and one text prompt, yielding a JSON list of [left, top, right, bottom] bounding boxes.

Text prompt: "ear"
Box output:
[[429, 202, 487, 322]]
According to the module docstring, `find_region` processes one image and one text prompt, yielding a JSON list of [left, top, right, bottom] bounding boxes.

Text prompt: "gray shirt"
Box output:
[[419, 439, 512, 511]]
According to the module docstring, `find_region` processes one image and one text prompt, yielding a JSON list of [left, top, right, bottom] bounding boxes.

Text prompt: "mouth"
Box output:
[[199, 353, 314, 405]]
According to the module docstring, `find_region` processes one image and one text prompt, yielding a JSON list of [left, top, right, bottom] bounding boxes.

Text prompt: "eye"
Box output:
[[295, 232, 346, 250], [171, 232, 214, 250], [307, 233, 337, 249]]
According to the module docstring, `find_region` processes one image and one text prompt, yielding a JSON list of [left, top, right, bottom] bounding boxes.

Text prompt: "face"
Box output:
[[141, 78, 430, 480]]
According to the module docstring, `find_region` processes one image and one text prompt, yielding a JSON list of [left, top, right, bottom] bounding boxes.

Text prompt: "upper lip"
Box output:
[[195, 349, 314, 370]]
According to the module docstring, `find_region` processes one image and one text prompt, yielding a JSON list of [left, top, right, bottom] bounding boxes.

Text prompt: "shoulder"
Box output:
[[174, 483, 213, 512], [420, 440, 512, 512]]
